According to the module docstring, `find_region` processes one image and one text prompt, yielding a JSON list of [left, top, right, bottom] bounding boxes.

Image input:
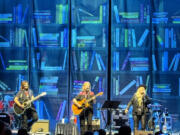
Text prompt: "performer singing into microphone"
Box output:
[[125, 85, 151, 131], [72, 81, 96, 135]]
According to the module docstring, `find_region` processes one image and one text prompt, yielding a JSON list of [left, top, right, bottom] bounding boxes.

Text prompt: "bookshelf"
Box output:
[[111, 0, 180, 130], [111, 0, 152, 105], [151, 0, 180, 118], [0, 0, 30, 93], [29, 0, 69, 130], [70, 0, 109, 124]]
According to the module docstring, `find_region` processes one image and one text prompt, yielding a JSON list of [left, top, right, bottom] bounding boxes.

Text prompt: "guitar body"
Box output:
[[72, 99, 90, 115], [13, 92, 47, 115], [13, 99, 31, 115], [72, 92, 103, 115]]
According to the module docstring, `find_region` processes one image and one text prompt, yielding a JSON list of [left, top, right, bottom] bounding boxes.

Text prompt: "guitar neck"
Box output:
[[29, 95, 42, 103], [85, 94, 100, 103]]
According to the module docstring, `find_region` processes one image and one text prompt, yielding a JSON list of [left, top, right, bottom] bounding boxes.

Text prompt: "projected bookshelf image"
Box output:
[[112, 0, 151, 24], [30, 0, 69, 130], [111, 50, 151, 100], [32, 0, 68, 25], [71, 0, 108, 25], [111, 0, 152, 102], [112, 26, 151, 49], [151, 0, 180, 100], [0, 49, 29, 91], [70, 0, 108, 123], [0, 0, 30, 24]]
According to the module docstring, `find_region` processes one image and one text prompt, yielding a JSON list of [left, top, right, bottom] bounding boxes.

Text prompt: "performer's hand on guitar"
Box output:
[[78, 103, 85, 109], [20, 104, 25, 109]]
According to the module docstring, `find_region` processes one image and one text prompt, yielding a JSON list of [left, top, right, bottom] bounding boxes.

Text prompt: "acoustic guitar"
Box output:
[[72, 92, 103, 115], [13, 92, 47, 115]]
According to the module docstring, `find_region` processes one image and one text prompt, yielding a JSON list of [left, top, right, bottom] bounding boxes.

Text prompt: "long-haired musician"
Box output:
[[125, 85, 151, 131], [14, 81, 38, 131]]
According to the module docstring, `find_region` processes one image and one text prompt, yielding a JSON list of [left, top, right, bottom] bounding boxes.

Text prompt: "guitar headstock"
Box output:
[[98, 92, 104, 96], [40, 92, 47, 97]]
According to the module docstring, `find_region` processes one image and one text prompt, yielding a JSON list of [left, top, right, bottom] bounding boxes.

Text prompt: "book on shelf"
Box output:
[[169, 53, 178, 71], [92, 76, 100, 91], [129, 57, 149, 71], [13, 28, 29, 47], [137, 29, 149, 47], [155, 28, 176, 48], [114, 28, 149, 48], [112, 75, 120, 96], [113, 3, 150, 24], [153, 84, 171, 93], [119, 80, 136, 95], [171, 16, 180, 24], [152, 54, 157, 71], [72, 28, 106, 48], [32, 27, 68, 47], [39, 76, 58, 96], [80, 5, 106, 24], [56, 4, 68, 24], [145, 75, 150, 91], [0, 13, 12, 23], [13, 4, 29, 24], [152, 12, 168, 24], [6, 60, 28, 71], [0, 28, 28, 47], [75, 51, 105, 71], [33, 10, 52, 24], [0, 52, 6, 70], [162, 51, 168, 71], [0, 80, 11, 91], [173, 53, 180, 71], [121, 51, 131, 71], [57, 100, 67, 122]]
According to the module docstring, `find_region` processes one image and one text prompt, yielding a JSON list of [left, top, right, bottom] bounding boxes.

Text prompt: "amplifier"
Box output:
[[135, 130, 153, 135], [31, 120, 49, 133]]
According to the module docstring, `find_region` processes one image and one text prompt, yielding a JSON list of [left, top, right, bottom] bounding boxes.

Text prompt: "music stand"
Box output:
[[102, 101, 121, 109], [101, 101, 121, 135]]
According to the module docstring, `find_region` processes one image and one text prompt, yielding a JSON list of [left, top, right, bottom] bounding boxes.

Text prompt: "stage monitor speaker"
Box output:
[[31, 120, 49, 133], [135, 130, 153, 135]]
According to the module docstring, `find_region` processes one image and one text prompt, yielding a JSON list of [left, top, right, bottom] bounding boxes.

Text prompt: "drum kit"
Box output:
[[0, 91, 20, 129]]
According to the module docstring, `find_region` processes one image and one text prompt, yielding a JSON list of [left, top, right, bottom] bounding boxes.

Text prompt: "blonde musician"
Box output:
[[72, 81, 96, 135]]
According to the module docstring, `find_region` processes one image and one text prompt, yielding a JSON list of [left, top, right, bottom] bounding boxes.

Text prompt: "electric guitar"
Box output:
[[13, 92, 47, 115], [72, 92, 103, 115]]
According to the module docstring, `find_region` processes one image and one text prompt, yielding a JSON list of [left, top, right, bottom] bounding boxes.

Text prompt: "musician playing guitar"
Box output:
[[14, 81, 38, 131], [72, 81, 96, 135]]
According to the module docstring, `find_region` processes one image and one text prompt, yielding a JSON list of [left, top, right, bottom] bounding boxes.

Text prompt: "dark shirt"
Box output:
[[15, 89, 33, 103], [127, 94, 151, 115]]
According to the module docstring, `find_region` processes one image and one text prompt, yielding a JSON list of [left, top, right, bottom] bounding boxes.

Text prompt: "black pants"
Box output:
[[133, 114, 146, 131], [79, 108, 93, 135], [21, 107, 38, 131]]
